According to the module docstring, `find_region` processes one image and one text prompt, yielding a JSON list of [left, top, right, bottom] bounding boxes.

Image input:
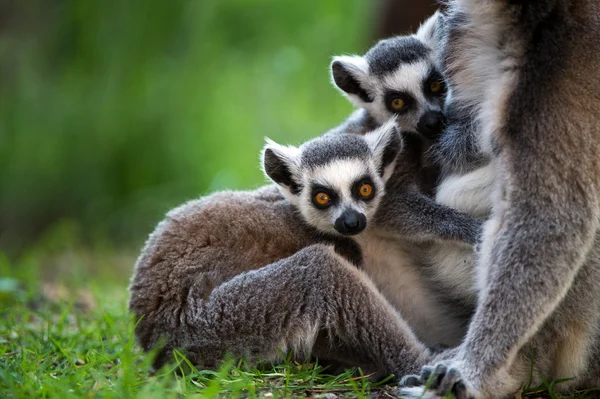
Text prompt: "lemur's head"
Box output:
[[262, 120, 401, 236], [331, 12, 447, 139]]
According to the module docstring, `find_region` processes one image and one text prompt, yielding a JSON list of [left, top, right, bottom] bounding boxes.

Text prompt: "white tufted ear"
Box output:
[[261, 139, 302, 195], [363, 119, 403, 181], [330, 55, 374, 107], [414, 11, 445, 50]]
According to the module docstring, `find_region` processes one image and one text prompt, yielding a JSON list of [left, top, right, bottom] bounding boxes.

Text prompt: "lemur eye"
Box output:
[[314, 192, 331, 207], [390, 98, 405, 110], [430, 80, 442, 93], [359, 183, 373, 198]]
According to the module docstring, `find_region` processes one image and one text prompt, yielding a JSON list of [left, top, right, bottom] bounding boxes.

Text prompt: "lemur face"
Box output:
[[263, 121, 402, 236], [331, 12, 447, 140]]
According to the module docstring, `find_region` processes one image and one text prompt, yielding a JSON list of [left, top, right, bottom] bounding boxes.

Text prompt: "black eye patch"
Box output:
[[384, 91, 416, 114], [351, 176, 376, 201], [310, 184, 339, 209], [423, 69, 447, 99]]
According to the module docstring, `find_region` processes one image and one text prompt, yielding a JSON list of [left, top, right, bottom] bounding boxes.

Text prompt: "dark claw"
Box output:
[[399, 374, 421, 387], [400, 362, 474, 399], [454, 381, 470, 399], [420, 365, 434, 384], [438, 367, 460, 395], [431, 363, 448, 389]]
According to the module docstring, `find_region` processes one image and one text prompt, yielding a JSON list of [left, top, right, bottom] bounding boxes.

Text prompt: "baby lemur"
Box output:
[[328, 11, 446, 141], [264, 120, 480, 345], [328, 11, 479, 314], [129, 121, 480, 374]]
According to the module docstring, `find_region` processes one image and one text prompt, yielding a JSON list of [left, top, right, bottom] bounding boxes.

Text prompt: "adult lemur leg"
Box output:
[[401, 168, 600, 399], [151, 244, 433, 375], [400, 1, 600, 397]]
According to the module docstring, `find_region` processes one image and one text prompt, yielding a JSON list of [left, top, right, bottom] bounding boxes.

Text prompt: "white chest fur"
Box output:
[[436, 162, 496, 219], [356, 233, 466, 346]]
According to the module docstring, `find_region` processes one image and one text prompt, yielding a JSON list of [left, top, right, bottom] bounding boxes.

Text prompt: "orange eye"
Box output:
[[359, 183, 373, 198], [391, 98, 405, 110], [314, 192, 331, 206], [430, 80, 442, 93]]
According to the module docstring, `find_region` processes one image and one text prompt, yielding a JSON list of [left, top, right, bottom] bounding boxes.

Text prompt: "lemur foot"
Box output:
[[397, 361, 481, 399]]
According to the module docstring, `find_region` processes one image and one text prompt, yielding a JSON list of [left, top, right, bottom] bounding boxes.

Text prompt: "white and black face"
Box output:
[[331, 12, 447, 140], [262, 121, 402, 236], [298, 157, 383, 236]]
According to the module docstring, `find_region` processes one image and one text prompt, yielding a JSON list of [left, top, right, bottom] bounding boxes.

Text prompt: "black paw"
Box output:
[[398, 362, 475, 399], [398, 374, 421, 387]]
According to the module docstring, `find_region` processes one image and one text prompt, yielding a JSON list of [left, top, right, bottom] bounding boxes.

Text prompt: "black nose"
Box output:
[[416, 110, 446, 139], [334, 210, 367, 236]]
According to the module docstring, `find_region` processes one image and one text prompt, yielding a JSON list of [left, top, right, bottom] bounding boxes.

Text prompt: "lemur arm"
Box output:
[[323, 109, 379, 137], [373, 190, 482, 245]]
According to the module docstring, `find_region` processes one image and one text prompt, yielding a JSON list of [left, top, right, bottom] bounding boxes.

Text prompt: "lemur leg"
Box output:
[[154, 244, 432, 376], [400, 167, 600, 398], [544, 239, 600, 392]]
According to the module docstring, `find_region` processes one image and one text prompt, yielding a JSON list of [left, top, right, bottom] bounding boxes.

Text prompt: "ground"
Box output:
[[1, 241, 598, 398]]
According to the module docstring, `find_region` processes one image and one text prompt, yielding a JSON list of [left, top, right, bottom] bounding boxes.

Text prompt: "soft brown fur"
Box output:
[[129, 185, 435, 373]]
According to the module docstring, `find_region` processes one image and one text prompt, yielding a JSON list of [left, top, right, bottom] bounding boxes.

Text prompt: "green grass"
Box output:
[[2, 237, 600, 399], [0, 240, 396, 399]]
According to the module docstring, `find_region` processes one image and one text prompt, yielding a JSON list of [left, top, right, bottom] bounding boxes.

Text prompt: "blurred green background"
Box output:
[[0, 1, 436, 260], [0, 0, 376, 257], [0, 5, 438, 396]]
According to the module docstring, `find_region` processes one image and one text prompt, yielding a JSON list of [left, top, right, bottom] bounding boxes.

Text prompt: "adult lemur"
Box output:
[[398, 1, 600, 398]]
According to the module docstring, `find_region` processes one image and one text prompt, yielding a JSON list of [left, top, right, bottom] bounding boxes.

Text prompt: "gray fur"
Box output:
[[399, 1, 600, 398], [330, 12, 448, 139], [365, 36, 430, 76], [129, 185, 433, 373], [129, 121, 482, 373], [324, 109, 379, 137], [300, 134, 371, 169]]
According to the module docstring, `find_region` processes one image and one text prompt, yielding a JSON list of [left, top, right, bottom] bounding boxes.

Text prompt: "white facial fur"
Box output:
[[297, 158, 385, 235], [262, 121, 401, 236], [330, 12, 445, 134], [332, 56, 440, 133]]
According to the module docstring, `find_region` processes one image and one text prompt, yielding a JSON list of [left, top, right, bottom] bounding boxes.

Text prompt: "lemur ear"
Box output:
[[330, 56, 373, 104], [415, 11, 445, 50], [364, 119, 403, 179], [262, 139, 302, 194]]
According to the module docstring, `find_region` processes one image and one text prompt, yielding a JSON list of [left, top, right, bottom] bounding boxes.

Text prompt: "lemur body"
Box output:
[[265, 121, 479, 346], [329, 11, 480, 310], [398, 1, 600, 398], [267, 12, 484, 345], [129, 122, 480, 373]]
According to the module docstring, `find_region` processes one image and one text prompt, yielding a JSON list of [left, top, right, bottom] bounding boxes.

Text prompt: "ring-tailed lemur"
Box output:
[[129, 121, 480, 374], [398, 2, 600, 398], [327, 11, 448, 197], [328, 10, 480, 316], [264, 120, 480, 347], [328, 11, 447, 141]]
